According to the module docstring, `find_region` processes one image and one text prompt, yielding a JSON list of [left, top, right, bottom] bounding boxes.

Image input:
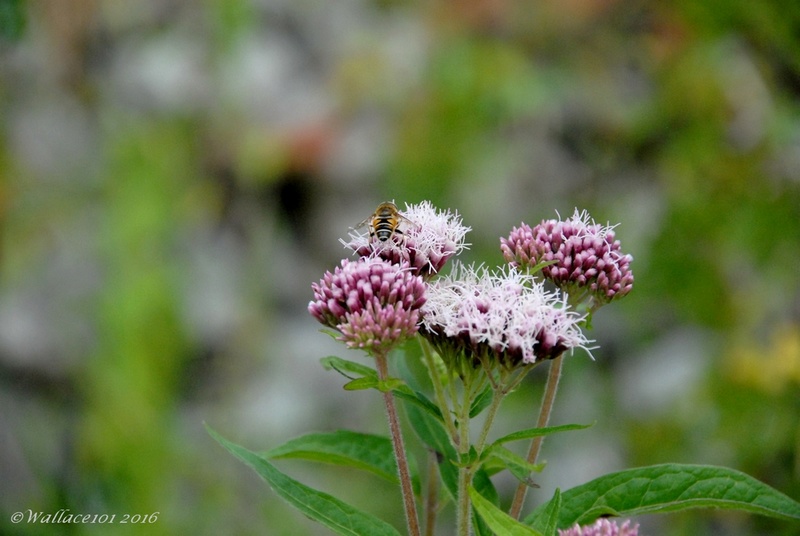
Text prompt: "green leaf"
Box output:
[[404, 402, 459, 499], [491, 423, 593, 447], [393, 385, 445, 422], [540, 488, 562, 536], [469, 486, 543, 536], [392, 344, 445, 422], [322, 355, 443, 421], [525, 464, 800, 530], [319, 328, 343, 340], [469, 384, 494, 418], [468, 467, 502, 536], [338, 371, 443, 424], [528, 259, 558, 275], [482, 445, 544, 484], [207, 425, 402, 536], [264, 431, 402, 486], [343, 377, 379, 391], [403, 401, 499, 536], [321, 355, 377, 380], [378, 377, 407, 393]]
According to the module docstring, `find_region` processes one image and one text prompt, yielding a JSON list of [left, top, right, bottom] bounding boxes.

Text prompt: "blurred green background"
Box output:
[[1, 0, 798, 535]]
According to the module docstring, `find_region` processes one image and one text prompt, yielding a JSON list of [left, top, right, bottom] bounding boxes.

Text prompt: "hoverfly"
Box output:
[[356, 201, 416, 243]]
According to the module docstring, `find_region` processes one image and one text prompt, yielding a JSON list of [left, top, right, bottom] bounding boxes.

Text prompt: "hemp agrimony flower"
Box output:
[[308, 258, 426, 354], [558, 519, 639, 536], [215, 200, 797, 536], [420, 263, 590, 366], [344, 200, 471, 278], [501, 209, 634, 307]]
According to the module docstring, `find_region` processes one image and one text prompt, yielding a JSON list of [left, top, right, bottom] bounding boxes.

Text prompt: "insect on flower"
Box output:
[[356, 201, 417, 243]]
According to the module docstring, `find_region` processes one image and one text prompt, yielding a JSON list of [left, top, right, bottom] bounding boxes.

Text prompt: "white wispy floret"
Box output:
[[421, 263, 592, 365], [343, 200, 471, 278]]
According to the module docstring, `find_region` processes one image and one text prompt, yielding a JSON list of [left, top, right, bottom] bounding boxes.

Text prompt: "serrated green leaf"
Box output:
[[469, 486, 543, 536], [321, 355, 377, 380], [525, 464, 800, 530], [207, 425, 402, 536], [264, 430, 402, 486], [491, 423, 592, 448]]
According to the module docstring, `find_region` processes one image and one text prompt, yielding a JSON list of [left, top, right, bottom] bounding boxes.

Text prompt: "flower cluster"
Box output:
[[558, 519, 639, 536], [501, 209, 634, 306], [309, 258, 426, 354], [421, 263, 591, 366], [344, 200, 470, 278]]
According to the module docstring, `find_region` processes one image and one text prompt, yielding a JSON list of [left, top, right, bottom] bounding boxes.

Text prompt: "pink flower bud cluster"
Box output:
[[501, 209, 634, 306], [558, 519, 639, 536], [344, 201, 470, 279], [309, 258, 427, 354], [421, 264, 590, 366]]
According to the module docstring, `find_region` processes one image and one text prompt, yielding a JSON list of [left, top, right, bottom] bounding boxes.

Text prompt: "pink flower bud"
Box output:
[[309, 258, 427, 354], [501, 209, 634, 307], [559, 519, 639, 536]]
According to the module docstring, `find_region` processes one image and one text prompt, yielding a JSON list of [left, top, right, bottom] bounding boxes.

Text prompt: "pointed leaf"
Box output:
[[393, 385, 444, 422], [392, 346, 445, 422], [344, 377, 380, 391], [525, 464, 800, 530], [318, 328, 343, 340], [264, 431, 401, 486], [492, 423, 592, 448], [324, 354, 444, 422], [469, 486, 542, 536], [483, 444, 544, 483], [378, 377, 406, 393], [469, 384, 494, 418], [404, 403, 459, 499], [472, 466, 501, 536], [207, 425, 401, 536], [473, 466, 500, 505], [321, 355, 377, 380], [529, 259, 558, 274], [540, 488, 562, 536]]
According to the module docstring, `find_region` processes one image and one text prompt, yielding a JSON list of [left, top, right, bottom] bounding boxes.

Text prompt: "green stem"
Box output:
[[475, 361, 534, 456], [475, 387, 505, 455], [508, 354, 564, 520], [455, 381, 472, 536], [420, 339, 460, 445], [375, 352, 421, 536]]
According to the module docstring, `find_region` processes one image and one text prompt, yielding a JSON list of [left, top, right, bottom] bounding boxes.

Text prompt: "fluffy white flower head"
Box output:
[[421, 263, 592, 366], [343, 200, 471, 278]]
